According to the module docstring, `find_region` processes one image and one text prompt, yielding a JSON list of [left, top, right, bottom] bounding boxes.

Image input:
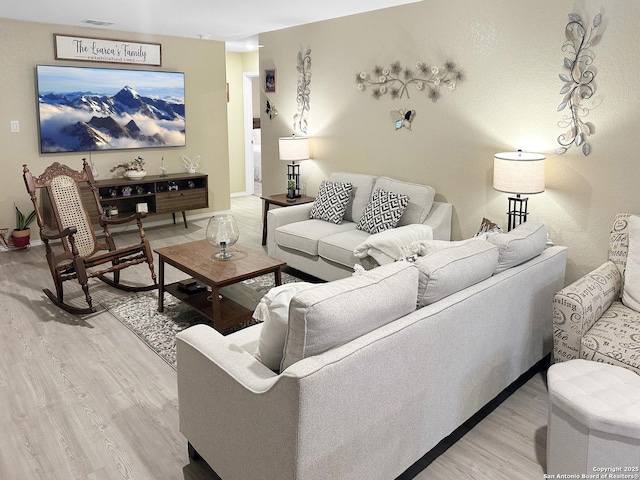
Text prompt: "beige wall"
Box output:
[[0, 17, 229, 236], [259, 0, 640, 283], [226, 50, 259, 194]]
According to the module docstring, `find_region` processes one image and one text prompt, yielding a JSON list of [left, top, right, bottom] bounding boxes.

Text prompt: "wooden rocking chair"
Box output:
[[23, 159, 157, 314]]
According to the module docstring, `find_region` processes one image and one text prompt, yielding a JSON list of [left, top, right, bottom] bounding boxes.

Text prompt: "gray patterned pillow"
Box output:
[[309, 180, 353, 224], [356, 188, 410, 234]]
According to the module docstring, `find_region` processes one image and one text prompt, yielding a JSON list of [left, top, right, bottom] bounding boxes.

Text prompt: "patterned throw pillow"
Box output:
[[309, 180, 353, 224], [356, 188, 410, 234]]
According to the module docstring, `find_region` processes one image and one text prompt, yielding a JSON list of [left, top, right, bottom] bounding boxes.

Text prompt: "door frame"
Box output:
[[243, 71, 259, 196]]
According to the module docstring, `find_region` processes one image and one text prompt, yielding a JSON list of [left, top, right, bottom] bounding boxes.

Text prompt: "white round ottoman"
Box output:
[[547, 359, 640, 475]]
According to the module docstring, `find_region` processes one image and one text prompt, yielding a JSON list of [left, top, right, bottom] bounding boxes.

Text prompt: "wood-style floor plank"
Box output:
[[0, 194, 551, 479]]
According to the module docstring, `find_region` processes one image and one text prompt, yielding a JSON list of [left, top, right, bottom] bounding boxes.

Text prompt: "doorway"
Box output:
[[243, 72, 261, 197]]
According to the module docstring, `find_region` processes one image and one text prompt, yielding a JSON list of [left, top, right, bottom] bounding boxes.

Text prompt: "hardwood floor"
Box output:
[[0, 194, 550, 479]]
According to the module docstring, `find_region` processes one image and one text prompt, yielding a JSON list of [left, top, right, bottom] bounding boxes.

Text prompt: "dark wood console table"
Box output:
[[43, 172, 208, 229]]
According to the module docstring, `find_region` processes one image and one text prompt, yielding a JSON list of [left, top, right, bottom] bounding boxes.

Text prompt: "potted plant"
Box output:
[[13, 204, 36, 249], [110, 156, 146, 180]]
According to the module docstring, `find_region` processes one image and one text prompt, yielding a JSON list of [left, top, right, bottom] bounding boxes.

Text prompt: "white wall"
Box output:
[[259, 0, 640, 283]]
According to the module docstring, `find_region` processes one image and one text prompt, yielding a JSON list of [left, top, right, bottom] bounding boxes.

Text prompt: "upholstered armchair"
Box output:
[[553, 213, 640, 374]]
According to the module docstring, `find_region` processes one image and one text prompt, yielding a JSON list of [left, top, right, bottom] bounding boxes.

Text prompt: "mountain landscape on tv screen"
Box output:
[[39, 85, 185, 152]]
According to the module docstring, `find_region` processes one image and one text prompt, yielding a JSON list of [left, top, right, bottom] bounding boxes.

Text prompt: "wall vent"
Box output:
[[82, 19, 115, 26]]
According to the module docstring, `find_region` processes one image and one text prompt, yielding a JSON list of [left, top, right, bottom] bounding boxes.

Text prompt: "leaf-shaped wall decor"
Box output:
[[554, 11, 603, 156], [293, 48, 311, 135]]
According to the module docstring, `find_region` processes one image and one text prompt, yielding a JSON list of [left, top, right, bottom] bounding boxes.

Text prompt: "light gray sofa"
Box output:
[[267, 172, 453, 281], [177, 223, 567, 480]]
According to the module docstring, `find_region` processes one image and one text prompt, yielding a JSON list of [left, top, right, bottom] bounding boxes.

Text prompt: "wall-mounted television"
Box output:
[[36, 65, 185, 153]]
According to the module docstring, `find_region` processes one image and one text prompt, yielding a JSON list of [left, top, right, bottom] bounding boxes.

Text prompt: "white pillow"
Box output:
[[280, 262, 418, 371], [622, 215, 640, 312], [486, 222, 547, 273], [253, 282, 316, 371], [415, 239, 499, 307]]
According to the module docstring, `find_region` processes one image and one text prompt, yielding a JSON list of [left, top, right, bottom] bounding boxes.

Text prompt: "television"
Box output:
[[35, 65, 185, 153]]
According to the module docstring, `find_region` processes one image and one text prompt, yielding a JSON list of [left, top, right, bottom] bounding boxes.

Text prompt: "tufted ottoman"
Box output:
[[547, 359, 640, 475]]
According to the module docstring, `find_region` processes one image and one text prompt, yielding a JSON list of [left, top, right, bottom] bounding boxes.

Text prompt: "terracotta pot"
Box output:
[[12, 228, 30, 249]]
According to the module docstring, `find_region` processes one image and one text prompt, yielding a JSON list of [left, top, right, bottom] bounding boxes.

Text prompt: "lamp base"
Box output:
[[287, 163, 301, 200], [507, 195, 528, 231]]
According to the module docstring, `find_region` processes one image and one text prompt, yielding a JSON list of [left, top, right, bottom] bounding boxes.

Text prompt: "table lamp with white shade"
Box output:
[[493, 150, 546, 231], [279, 135, 310, 201]]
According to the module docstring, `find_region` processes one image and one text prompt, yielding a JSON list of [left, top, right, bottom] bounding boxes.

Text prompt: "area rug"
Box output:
[[101, 271, 303, 369]]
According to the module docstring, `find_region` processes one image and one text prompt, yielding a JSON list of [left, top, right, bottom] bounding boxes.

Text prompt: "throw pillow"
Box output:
[[309, 180, 353, 224], [415, 239, 499, 307], [280, 262, 418, 371], [622, 215, 640, 312], [485, 222, 547, 274], [253, 282, 317, 371], [356, 188, 410, 234]]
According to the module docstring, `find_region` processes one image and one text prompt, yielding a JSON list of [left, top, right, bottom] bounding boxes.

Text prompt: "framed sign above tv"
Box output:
[[54, 34, 162, 66], [36, 65, 185, 153]]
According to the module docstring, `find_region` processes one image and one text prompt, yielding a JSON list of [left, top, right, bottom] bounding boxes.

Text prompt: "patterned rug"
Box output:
[[101, 271, 303, 369]]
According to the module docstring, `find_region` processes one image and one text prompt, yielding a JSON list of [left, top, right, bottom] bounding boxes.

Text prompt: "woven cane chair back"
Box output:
[[49, 174, 95, 258]]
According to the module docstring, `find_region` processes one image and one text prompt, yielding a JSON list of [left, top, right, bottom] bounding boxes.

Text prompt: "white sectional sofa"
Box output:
[[267, 172, 453, 281], [176, 222, 567, 480]]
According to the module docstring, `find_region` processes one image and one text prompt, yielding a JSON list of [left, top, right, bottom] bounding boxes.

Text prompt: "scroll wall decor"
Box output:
[[356, 61, 464, 101], [555, 12, 603, 156], [293, 48, 312, 134]]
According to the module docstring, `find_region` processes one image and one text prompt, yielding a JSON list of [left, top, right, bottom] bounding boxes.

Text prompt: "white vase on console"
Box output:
[[124, 170, 147, 180]]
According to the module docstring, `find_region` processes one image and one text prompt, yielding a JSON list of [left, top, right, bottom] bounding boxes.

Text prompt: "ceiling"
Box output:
[[0, 0, 422, 52]]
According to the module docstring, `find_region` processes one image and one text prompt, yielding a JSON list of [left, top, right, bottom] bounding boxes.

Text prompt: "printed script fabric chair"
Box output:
[[553, 213, 640, 375], [22, 160, 157, 314]]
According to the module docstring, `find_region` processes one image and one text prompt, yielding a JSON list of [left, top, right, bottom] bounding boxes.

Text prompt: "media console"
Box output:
[[43, 173, 209, 229]]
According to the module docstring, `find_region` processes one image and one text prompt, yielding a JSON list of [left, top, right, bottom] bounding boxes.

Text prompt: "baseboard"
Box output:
[[396, 354, 551, 479]]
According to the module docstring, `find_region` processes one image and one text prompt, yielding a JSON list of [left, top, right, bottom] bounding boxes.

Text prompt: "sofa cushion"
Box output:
[[253, 282, 317, 371], [356, 188, 410, 234], [329, 172, 377, 223], [309, 180, 353, 224], [353, 224, 434, 265], [415, 239, 499, 307], [373, 177, 435, 226], [486, 222, 547, 274], [280, 262, 419, 371], [622, 215, 640, 312], [318, 229, 370, 268], [275, 219, 356, 256], [581, 301, 640, 375]]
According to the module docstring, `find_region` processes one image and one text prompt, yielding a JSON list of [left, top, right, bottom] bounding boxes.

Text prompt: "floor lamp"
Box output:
[[493, 150, 546, 231], [279, 135, 309, 201]]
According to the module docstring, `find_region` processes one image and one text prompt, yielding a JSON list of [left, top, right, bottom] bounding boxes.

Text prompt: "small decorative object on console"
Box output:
[[181, 155, 201, 173], [110, 156, 146, 180], [168, 181, 179, 191]]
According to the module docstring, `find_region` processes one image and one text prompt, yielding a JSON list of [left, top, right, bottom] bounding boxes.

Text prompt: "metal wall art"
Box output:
[[265, 98, 278, 121], [555, 12, 603, 156], [391, 109, 416, 130], [356, 61, 464, 101], [293, 48, 312, 134]]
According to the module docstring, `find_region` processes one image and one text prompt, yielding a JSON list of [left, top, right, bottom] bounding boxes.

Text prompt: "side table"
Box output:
[[261, 193, 315, 245]]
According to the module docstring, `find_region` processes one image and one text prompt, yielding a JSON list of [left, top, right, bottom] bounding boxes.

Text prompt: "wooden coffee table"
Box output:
[[155, 240, 286, 332]]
